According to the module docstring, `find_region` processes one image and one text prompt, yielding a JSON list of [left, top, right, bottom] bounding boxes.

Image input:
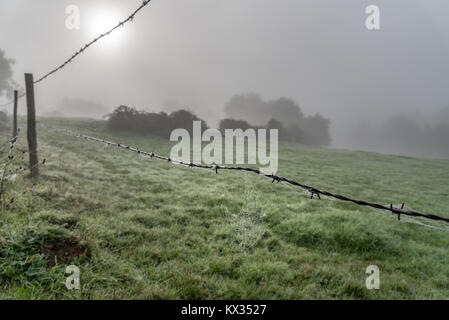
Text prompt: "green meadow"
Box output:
[[1, 117, 449, 299]]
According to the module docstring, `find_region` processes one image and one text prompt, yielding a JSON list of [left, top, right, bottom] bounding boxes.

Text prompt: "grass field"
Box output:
[[1, 117, 449, 299]]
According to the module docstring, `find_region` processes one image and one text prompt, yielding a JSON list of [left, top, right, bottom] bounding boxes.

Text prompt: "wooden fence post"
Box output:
[[12, 90, 18, 138], [24, 73, 39, 177]]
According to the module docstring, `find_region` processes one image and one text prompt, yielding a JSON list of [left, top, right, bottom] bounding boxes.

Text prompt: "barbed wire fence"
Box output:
[[0, 0, 154, 174], [0, 134, 45, 211], [1, 0, 448, 228], [40, 125, 449, 225]]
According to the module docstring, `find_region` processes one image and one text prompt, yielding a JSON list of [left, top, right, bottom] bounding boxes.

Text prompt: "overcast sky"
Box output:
[[1, 0, 449, 145]]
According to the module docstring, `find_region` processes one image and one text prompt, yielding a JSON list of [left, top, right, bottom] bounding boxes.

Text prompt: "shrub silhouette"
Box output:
[[169, 109, 208, 135], [106, 105, 208, 137]]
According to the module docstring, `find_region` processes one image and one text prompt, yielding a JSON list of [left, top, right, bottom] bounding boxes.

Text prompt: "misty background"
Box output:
[[1, 0, 449, 158]]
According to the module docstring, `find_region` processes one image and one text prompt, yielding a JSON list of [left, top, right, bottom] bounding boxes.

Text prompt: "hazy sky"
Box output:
[[1, 0, 449, 144]]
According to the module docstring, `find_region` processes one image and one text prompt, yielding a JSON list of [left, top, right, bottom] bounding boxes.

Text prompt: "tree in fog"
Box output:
[[267, 97, 304, 126], [301, 113, 331, 146], [379, 115, 423, 154], [342, 113, 449, 159], [223, 93, 331, 147], [224, 93, 269, 125], [169, 109, 208, 134], [224, 94, 305, 126], [0, 49, 16, 99]]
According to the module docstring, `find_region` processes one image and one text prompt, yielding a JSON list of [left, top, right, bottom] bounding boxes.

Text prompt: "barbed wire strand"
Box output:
[[2, 0, 445, 229], [0, 92, 26, 109], [47, 126, 449, 225], [280, 176, 449, 232]]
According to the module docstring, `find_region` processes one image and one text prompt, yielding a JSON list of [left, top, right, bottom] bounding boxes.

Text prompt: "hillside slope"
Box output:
[[1, 118, 449, 299]]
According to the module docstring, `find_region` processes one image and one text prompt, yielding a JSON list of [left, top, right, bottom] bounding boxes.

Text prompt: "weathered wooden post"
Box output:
[[24, 73, 39, 177], [12, 89, 18, 138]]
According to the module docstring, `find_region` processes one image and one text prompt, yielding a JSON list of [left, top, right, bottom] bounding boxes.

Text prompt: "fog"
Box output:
[[1, 0, 449, 158]]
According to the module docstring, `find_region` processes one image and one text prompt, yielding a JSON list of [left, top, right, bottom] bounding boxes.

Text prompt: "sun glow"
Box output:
[[86, 8, 125, 49]]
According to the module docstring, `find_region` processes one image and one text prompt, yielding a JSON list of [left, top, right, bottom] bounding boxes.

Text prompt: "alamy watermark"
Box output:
[[366, 5, 380, 30], [65, 265, 80, 290], [365, 265, 380, 290], [170, 121, 278, 175], [65, 5, 81, 30]]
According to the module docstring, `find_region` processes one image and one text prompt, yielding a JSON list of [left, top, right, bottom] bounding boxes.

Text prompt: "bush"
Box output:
[[169, 109, 208, 135], [106, 105, 208, 138]]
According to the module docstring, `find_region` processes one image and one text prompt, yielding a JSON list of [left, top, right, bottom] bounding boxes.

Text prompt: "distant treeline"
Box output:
[[218, 117, 330, 146], [342, 113, 449, 159], [222, 93, 331, 146], [107, 92, 332, 147]]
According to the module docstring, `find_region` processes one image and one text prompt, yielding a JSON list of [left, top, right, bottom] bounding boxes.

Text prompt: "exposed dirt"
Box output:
[[42, 237, 88, 266]]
